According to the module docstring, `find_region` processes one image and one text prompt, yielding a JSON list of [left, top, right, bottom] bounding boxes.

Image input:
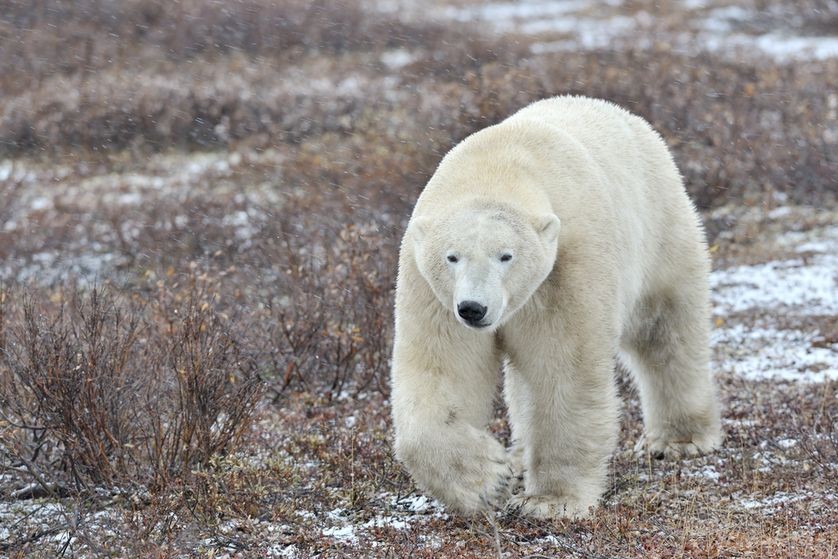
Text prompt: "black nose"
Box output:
[[457, 301, 487, 324]]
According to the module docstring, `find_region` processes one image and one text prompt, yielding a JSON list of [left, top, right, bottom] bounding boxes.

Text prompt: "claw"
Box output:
[[504, 499, 524, 516]]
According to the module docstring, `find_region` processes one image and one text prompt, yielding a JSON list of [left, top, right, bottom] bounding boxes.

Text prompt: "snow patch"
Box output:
[[391, 494, 442, 514], [320, 494, 448, 545], [443, 0, 592, 24], [434, 0, 838, 61], [528, 15, 636, 49], [117, 192, 143, 205], [711, 254, 838, 315], [711, 222, 837, 383], [30, 196, 52, 211], [695, 465, 721, 481], [695, 5, 838, 60], [362, 515, 410, 531], [701, 32, 838, 61], [712, 324, 837, 383], [776, 438, 798, 449], [439, 0, 639, 53], [380, 49, 416, 69], [268, 544, 301, 558], [752, 34, 838, 61], [322, 524, 357, 543], [767, 206, 793, 219], [738, 491, 809, 512]]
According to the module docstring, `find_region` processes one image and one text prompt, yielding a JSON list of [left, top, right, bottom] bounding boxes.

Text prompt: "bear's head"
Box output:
[[410, 201, 560, 331]]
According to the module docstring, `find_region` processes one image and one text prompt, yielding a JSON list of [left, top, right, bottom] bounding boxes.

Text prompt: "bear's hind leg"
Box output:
[[623, 290, 722, 459]]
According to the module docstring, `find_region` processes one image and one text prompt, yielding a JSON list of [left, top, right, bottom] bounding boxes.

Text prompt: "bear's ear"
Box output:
[[410, 216, 431, 245], [537, 214, 561, 244]]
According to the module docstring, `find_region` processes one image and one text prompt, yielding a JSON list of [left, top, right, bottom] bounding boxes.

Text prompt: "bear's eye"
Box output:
[[500, 253, 513, 263], [447, 255, 459, 263]]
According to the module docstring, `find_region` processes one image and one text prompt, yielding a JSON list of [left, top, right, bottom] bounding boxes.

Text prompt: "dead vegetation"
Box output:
[[0, 0, 835, 557], [0, 280, 261, 494], [1, 0, 835, 208]]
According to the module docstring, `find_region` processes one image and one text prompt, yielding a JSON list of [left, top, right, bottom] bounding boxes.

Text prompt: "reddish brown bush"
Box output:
[[0, 281, 261, 495], [257, 212, 396, 400]]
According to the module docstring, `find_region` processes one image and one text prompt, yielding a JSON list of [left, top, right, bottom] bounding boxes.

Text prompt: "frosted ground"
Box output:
[[1, 114, 835, 558], [2, 157, 835, 385], [2, 160, 834, 553], [379, 0, 838, 61]]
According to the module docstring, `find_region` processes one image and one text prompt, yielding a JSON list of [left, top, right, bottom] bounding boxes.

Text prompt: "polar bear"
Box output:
[[390, 96, 722, 519]]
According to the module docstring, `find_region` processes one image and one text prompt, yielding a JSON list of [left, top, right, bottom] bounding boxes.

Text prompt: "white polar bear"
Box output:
[[390, 96, 722, 519]]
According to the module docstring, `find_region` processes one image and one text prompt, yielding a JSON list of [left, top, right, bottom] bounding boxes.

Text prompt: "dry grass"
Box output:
[[0, 0, 836, 557]]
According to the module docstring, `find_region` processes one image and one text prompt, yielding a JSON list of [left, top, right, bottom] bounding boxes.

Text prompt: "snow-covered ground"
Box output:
[[382, 0, 838, 61], [711, 223, 838, 383], [312, 495, 448, 549]]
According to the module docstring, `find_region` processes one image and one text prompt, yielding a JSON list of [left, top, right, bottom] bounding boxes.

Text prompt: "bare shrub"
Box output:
[[0, 281, 261, 496], [258, 211, 396, 400], [146, 276, 262, 487], [0, 287, 145, 490]]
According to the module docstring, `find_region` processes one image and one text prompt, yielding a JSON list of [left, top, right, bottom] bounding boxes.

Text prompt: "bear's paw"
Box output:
[[633, 429, 722, 460], [438, 445, 514, 513], [505, 493, 595, 520]]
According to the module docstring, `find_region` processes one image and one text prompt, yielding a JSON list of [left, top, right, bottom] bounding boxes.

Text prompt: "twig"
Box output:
[[11, 482, 71, 500], [0, 524, 70, 553], [483, 511, 504, 559]]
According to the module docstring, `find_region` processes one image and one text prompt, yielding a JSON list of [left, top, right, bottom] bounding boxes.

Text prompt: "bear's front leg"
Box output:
[[503, 320, 620, 519], [391, 295, 510, 513], [394, 419, 513, 512]]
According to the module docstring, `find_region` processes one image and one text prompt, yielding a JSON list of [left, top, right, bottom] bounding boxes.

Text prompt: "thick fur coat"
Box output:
[[391, 96, 722, 518]]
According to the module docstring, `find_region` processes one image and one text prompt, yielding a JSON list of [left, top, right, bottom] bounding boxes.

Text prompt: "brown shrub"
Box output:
[[255, 204, 397, 400], [0, 280, 261, 496]]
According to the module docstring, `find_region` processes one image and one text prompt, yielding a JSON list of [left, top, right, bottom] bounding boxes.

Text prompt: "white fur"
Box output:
[[391, 96, 722, 518]]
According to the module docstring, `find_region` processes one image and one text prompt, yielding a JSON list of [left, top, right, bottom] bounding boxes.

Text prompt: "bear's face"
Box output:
[[411, 205, 560, 331]]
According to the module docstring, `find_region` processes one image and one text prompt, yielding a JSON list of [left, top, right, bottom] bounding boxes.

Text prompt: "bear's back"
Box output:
[[507, 96, 680, 195], [504, 96, 704, 305]]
